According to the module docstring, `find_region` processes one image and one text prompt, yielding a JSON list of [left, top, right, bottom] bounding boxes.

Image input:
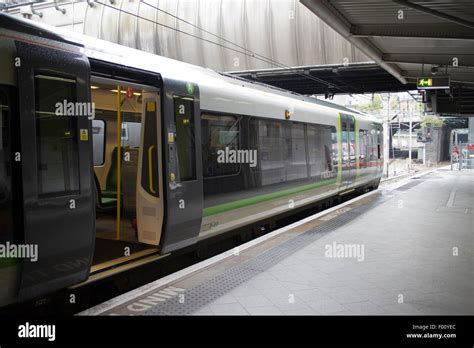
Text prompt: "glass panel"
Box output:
[[201, 114, 240, 177], [92, 119, 105, 166], [35, 75, 80, 197], [141, 102, 158, 197], [250, 118, 286, 186], [308, 124, 334, 177], [359, 129, 369, 168], [331, 126, 338, 168], [349, 120, 356, 164], [0, 87, 13, 241], [174, 97, 196, 182], [341, 122, 349, 166], [286, 122, 307, 181]]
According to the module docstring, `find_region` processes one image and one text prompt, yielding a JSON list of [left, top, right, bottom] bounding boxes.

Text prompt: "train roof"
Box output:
[[0, 13, 377, 121]]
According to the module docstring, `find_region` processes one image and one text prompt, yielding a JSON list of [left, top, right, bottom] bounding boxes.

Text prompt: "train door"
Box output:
[[90, 76, 161, 265], [15, 42, 95, 300], [340, 114, 356, 188], [0, 84, 21, 307], [158, 80, 203, 253], [136, 92, 164, 245]]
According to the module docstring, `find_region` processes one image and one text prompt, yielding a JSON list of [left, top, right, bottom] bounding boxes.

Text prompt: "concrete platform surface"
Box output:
[[82, 167, 474, 316]]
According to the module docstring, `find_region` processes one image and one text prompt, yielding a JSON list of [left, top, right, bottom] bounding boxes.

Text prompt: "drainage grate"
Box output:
[[142, 195, 388, 315], [396, 180, 424, 191]]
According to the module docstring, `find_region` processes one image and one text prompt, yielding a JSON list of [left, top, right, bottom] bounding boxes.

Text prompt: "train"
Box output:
[[0, 13, 383, 307]]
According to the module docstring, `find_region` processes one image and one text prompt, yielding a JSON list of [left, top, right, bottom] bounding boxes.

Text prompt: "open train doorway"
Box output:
[[90, 76, 163, 270]]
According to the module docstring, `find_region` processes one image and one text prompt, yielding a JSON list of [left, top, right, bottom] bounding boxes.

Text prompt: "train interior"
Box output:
[[90, 77, 161, 270]]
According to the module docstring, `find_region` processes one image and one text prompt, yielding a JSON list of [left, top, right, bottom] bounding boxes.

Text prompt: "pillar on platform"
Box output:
[[469, 117, 474, 144]]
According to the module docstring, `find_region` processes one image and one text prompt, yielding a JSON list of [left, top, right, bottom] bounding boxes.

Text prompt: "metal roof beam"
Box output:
[[350, 24, 474, 40], [300, 0, 408, 85], [383, 53, 474, 66], [391, 0, 474, 30]]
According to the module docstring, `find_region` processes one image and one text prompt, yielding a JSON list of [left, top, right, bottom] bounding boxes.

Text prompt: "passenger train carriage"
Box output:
[[0, 13, 383, 307]]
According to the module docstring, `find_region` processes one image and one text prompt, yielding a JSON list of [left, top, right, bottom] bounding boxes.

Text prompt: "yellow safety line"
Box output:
[[148, 145, 156, 194], [116, 84, 121, 241]]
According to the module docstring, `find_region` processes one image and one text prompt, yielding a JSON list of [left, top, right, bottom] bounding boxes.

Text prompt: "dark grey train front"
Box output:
[[0, 14, 383, 307]]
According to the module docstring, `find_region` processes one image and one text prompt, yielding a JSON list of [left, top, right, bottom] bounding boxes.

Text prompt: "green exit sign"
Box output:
[[417, 77, 450, 89]]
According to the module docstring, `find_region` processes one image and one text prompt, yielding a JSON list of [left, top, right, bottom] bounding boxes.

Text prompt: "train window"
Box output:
[[370, 129, 377, 161], [0, 87, 12, 247], [287, 122, 307, 181], [359, 129, 368, 161], [35, 75, 80, 197], [121, 116, 142, 148], [377, 129, 382, 159], [341, 121, 349, 164], [331, 127, 338, 167], [308, 124, 334, 177], [92, 120, 105, 166], [174, 97, 196, 182], [249, 118, 286, 184], [201, 114, 240, 177], [141, 102, 158, 197], [349, 121, 356, 161], [307, 124, 322, 176], [0, 91, 5, 152]]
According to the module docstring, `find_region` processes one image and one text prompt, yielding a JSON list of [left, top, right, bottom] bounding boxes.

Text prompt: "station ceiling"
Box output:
[[229, 62, 417, 96], [232, 0, 474, 116], [300, 0, 474, 116]]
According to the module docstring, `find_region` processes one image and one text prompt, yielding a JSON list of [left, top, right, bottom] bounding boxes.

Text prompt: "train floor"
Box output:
[[81, 166, 474, 315], [92, 215, 152, 266]]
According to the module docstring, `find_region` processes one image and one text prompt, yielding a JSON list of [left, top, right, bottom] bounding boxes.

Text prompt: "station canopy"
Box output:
[[231, 0, 474, 116]]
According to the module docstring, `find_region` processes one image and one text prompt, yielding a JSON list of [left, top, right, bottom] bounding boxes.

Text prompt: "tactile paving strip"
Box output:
[[142, 194, 391, 315], [395, 180, 424, 191]]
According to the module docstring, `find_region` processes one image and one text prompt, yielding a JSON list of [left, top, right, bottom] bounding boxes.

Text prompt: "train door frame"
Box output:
[[136, 90, 164, 246], [89, 61, 204, 255], [0, 83, 22, 307], [158, 78, 203, 253], [15, 41, 95, 301], [89, 61, 164, 256]]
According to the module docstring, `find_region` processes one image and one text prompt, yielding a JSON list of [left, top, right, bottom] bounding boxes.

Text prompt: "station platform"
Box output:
[[81, 167, 473, 316]]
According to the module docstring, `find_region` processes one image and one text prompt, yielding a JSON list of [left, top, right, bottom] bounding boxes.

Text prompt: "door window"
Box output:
[[174, 97, 196, 182], [34, 75, 80, 197]]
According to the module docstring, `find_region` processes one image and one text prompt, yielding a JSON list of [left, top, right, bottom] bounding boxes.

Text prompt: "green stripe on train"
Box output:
[[203, 177, 337, 217]]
